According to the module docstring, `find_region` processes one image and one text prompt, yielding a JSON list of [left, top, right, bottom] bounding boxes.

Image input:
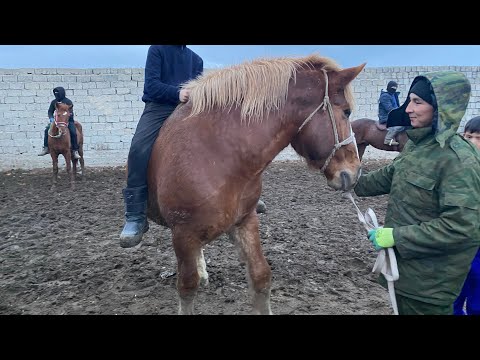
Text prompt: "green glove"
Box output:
[[367, 228, 395, 251]]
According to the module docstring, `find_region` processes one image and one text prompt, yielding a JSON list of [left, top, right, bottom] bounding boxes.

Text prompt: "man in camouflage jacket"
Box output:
[[354, 71, 480, 315]]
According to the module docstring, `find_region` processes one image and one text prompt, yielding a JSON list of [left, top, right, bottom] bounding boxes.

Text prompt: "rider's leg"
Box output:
[[38, 124, 50, 156], [384, 126, 404, 146], [68, 119, 81, 159], [120, 102, 177, 248]]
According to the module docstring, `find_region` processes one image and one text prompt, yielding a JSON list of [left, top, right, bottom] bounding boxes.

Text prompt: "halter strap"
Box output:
[[297, 69, 358, 172], [48, 110, 68, 138]]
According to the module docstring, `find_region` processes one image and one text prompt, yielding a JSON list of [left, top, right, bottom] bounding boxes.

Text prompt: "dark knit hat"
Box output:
[[409, 78, 435, 107], [386, 76, 437, 128], [387, 81, 398, 93]]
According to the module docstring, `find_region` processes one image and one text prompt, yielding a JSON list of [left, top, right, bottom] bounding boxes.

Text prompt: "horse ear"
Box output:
[[337, 63, 366, 86]]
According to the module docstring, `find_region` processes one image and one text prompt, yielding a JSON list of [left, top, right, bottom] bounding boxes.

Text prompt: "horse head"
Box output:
[[52, 102, 72, 137], [290, 59, 365, 191]]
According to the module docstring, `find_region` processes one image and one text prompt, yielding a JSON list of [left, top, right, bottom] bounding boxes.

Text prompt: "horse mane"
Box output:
[[182, 54, 354, 124]]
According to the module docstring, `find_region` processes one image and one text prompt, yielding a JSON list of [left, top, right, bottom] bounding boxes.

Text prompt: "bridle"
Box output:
[[48, 110, 70, 138], [297, 69, 359, 172]]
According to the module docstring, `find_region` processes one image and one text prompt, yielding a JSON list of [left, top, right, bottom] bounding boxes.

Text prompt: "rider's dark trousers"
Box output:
[[126, 102, 177, 189], [68, 119, 79, 151], [385, 126, 408, 141]]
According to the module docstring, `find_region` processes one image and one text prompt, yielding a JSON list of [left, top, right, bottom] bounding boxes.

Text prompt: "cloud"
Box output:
[[204, 61, 225, 69]]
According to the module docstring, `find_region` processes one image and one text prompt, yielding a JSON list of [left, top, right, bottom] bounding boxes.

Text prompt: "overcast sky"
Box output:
[[1, 45, 480, 69]]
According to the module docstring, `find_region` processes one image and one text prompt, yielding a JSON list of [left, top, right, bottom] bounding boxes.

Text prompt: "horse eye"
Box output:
[[344, 109, 351, 118]]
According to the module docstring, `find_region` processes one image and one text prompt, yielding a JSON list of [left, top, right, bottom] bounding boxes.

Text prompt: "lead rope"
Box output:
[[344, 192, 399, 315]]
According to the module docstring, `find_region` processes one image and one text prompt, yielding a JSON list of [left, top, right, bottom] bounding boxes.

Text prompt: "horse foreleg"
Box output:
[[197, 248, 209, 286], [65, 153, 75, 190], [72, 158, 78, 180], [229, 212, 272, 315], [51, 152, 59, 190], [172, 232, 205, 315], [357, 143, 367, 161], [79, 149, 85, 180]]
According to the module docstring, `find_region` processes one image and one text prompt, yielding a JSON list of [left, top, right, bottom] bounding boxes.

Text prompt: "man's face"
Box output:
[[405, 93, 434, 128], [463, 131, 480, 150], [54, 91, 62, 101]]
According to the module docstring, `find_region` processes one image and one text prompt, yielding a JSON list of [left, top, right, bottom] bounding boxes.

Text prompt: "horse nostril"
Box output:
[[340, 171, 351, 190]]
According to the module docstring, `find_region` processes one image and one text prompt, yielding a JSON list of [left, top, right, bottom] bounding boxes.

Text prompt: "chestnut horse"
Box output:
[[351, 118, 408, 160], [147, 55, 365, 314], [48, 102, 85, 189]]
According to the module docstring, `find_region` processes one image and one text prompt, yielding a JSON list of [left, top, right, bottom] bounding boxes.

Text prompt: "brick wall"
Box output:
[[0, 66, 479, 170]]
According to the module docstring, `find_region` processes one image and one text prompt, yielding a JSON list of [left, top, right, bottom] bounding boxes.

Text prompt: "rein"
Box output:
[[297, 69, 359, 173], [344, 192, 399, 315]]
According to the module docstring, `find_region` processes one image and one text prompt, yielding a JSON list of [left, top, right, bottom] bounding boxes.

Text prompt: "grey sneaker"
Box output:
[[384, 139, 399, 146], [73, 150, 81, 159], [256, 199, 267, 214], [37, 147, 49, 156]]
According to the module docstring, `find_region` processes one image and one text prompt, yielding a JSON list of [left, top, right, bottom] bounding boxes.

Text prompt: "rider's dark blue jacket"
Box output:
[[142, 45, 204, 106]]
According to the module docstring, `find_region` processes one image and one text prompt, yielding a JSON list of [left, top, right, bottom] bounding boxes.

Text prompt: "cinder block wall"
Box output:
[[0, 66, 479, 170]]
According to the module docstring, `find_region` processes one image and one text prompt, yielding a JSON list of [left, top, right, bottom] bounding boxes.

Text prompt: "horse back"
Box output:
[[73, 120, 84, 146], [74, 120, 83, 133]]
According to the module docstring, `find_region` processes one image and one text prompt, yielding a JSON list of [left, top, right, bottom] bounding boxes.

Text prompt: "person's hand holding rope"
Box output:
[[344, 192, 399, 315], [368, 228, 395, 251]]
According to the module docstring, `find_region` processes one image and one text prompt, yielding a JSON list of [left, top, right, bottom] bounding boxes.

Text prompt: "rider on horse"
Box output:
[[378, 81, 408, 146], [38, 86, 81, 160]]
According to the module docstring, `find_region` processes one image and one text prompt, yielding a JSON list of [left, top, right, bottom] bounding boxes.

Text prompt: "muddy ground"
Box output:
[[0, 159, 394, 315]]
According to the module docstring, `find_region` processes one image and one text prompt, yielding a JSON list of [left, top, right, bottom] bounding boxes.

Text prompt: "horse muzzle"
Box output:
[[327, 167, 361, 191]]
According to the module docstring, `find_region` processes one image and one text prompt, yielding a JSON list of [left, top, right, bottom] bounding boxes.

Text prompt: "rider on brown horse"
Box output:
[[38, 87, 81, 160], [378, 81, 409, 146]]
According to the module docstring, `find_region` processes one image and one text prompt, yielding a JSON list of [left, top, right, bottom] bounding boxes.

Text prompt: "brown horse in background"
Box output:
[[351, 118, 408, 160], [48, 102, 85, 190], [146, 55, 365, 314]]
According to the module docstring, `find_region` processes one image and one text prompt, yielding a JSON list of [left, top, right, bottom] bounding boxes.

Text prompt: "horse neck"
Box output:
[[51, 122, 60, 136], [51, 122, 69, 138], [252, 112, 303, 162]]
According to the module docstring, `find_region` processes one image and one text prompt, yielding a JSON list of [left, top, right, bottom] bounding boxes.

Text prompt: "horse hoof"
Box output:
[[200, 276, 209, 287]]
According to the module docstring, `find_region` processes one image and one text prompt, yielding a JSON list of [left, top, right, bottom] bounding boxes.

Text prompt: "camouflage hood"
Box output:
[[387, 71, 471, 148]]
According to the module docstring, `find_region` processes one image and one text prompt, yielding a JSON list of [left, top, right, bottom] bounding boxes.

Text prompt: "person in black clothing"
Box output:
[[119, 45, 204, 248], [120, 45, 267, 249], [38, 87, 80, 159], [378, 80, 408, 146]]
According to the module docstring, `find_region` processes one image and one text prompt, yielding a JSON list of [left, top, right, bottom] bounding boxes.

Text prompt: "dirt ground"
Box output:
[[0, 158, 395, 315]]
